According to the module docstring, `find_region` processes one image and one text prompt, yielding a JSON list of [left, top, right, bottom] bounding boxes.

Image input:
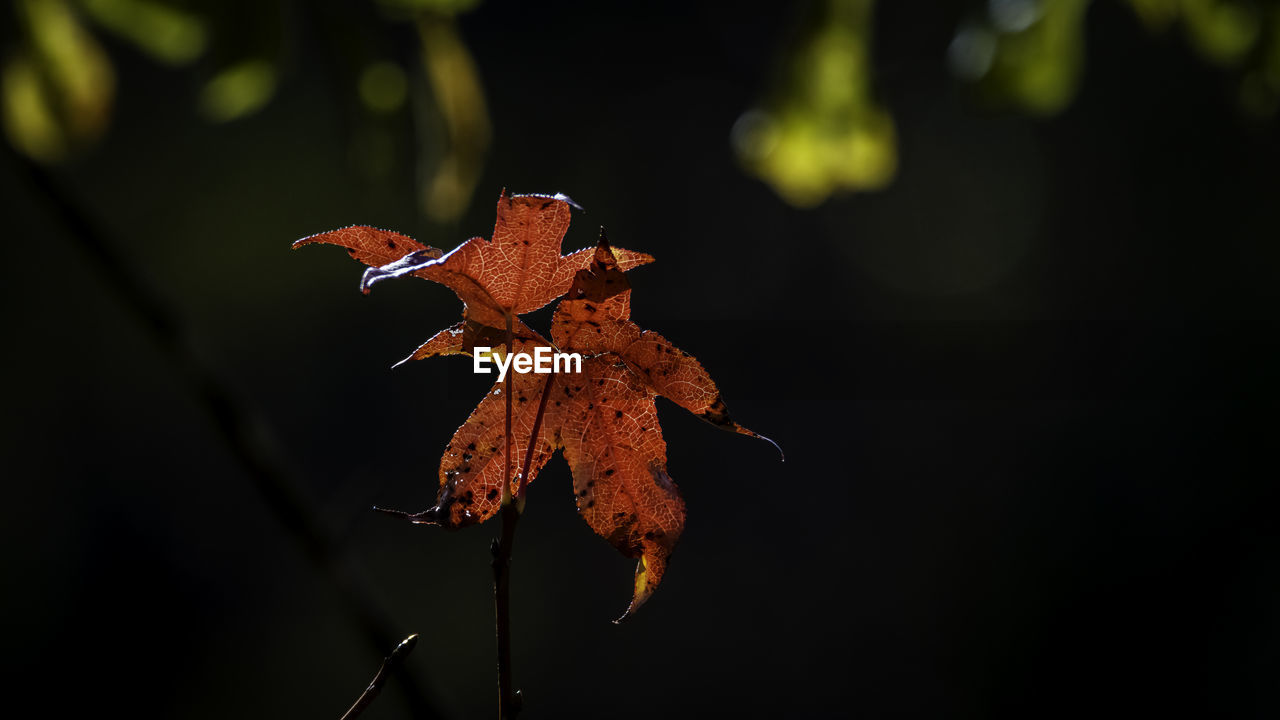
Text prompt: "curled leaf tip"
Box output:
[[613, 553, 664, 623], [616, 249, 656, 268], [613, 601, 640, 625], [553, 192, 584, 211], [359, 247, 446, 293], [613, 597, 646, 624], [751, 431, 785, 461], [291, 228, 343, 249]]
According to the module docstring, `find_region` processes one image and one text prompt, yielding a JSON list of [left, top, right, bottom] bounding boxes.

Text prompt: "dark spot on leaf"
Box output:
[[650, 466, 677, 494]]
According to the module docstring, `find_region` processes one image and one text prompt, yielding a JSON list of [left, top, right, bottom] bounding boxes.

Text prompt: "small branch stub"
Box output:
[[339, 633, 419, 720]]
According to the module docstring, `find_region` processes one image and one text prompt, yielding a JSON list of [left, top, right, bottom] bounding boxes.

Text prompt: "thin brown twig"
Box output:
[[492, 347, 558, 720], [493, 312, 521, 719], [340, 633, 420, 720], [517, 373, 555, 500]]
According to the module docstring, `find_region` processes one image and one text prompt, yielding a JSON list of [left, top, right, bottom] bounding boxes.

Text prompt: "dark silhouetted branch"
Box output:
[[493, 313, 521, 719], [6, 146, 442, 720], [341, 633, 419, 720]]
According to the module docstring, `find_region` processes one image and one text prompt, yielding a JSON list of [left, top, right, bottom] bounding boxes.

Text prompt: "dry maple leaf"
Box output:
[[393, 326, 564, 528], [393, 231, 780, 620], [293, 190, 653, 331], [294, 192, 779, 620], [551, 233, 781, 446], [547, 232, 781, 618]]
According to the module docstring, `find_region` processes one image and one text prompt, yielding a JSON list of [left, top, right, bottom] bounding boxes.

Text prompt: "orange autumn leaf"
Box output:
[[293, 191, 653, 330], [398, 330, 565, 529], [552, 233, 781, 449], [547, 233, 780, 618], [294, 191, 779, 620], [292, 225, 441, 274], [399, 232, 779, 619]]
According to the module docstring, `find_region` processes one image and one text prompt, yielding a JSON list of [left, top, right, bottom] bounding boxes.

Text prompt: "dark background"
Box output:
[[1, 1, 1276, 718]]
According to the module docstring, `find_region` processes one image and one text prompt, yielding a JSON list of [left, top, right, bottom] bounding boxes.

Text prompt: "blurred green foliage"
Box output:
[[1129, 0, 1280, 116], [415, 15, 490, 224], [732, 0, 1280, 207], [2, 0, 115, 161], [3, 0, 1276, 211], [198, 58, 276, 122], [950, 0, 1091, 116], [732, 0, 898, 208], [1, 0, 492, 223], [80, 0, 207, 65], [950, 0, 1280, 118]]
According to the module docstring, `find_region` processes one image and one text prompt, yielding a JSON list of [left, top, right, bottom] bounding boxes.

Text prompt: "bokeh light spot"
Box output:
[[199, 60, 277, 123], [359, 61, 408, 114]]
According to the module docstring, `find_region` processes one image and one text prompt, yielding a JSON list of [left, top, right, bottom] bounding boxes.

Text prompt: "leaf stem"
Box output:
[[493, 313, 521, 719], [518, 373, 556, 498]]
